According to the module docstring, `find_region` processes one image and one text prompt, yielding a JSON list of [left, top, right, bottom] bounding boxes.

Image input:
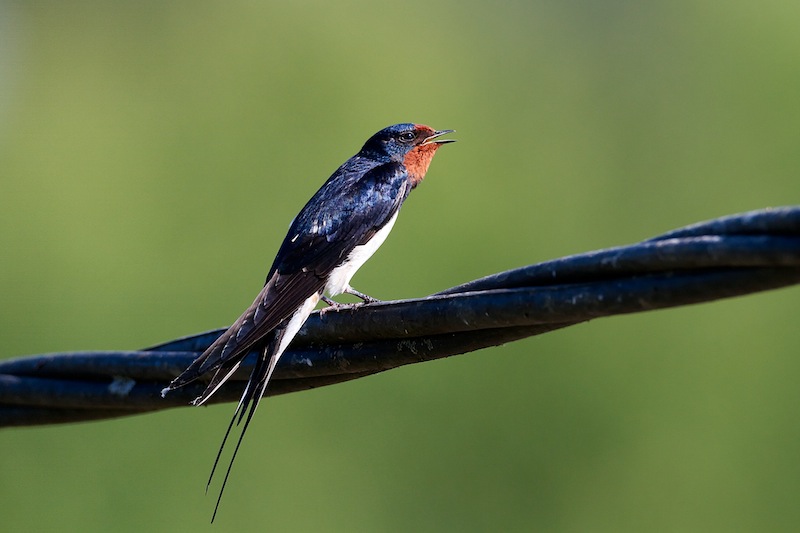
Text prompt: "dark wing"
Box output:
[[163, 160, 411, 398], [273, 160, 412, 275]]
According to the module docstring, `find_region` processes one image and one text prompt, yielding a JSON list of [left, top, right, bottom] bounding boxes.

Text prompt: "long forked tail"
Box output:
[[173, 292, 321, 522], [207, 335, 282, 523]]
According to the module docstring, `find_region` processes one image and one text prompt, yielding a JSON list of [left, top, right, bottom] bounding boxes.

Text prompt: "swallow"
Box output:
[[161, 123, 454, 520]]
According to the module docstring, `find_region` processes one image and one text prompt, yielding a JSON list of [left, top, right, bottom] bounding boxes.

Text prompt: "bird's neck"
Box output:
[[403, 144, 442, 188]]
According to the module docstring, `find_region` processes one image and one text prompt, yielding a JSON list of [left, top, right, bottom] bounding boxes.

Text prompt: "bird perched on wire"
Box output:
[[161, 122, 455, 520]]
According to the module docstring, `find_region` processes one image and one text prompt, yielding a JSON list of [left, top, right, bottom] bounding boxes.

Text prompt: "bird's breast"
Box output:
[[325, 212, 399, 296]]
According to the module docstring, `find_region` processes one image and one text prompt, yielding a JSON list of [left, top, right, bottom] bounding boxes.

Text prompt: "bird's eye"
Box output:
[[398, 131, 416, 143]]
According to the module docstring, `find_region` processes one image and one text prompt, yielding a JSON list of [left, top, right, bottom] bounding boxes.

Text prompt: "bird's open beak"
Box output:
[[422, 129, 456, 145]]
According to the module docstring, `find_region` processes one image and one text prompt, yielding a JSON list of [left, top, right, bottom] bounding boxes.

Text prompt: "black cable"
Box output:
[[2, 206, 798, 427]]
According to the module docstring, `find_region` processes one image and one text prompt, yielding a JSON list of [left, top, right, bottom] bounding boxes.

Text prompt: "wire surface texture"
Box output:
[[2, 206, 799, 427]]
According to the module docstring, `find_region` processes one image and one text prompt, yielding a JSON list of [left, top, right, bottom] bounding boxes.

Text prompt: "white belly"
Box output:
[[325, 212, 398, 296]]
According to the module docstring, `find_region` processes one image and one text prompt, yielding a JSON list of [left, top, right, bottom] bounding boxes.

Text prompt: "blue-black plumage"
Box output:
[[161, 123, 454, 520]]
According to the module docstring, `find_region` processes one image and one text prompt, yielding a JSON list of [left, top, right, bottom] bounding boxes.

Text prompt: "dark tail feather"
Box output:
[[205, 402, 240, 496], [208, 331, 282, 523], [210, 361, 271, 523], [191, 355, 247, 407], [160, 330, 238, 398], [205, 340, 271, 494]]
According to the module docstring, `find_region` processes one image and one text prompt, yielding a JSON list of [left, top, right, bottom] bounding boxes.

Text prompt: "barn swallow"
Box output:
[[161, 123, 454, 520]]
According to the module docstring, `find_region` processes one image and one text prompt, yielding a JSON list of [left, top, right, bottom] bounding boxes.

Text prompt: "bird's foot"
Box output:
[[319, 296, 358, 316], [343, 287, 382, 304], [319, 289, 382, 316]]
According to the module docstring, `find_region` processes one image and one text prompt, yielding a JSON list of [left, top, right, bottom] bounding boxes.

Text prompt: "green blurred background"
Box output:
[[1, 1, 799, 531]]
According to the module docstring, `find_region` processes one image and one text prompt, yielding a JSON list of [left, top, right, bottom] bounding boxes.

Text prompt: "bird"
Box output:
[[161, 123, 455, 520]]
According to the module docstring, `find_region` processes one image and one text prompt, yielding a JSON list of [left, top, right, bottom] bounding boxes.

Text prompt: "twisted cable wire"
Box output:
[[2, 206, 798, 427]]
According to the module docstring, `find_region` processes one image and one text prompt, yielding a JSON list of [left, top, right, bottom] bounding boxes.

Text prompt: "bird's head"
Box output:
[[360, 123, 455, 187]]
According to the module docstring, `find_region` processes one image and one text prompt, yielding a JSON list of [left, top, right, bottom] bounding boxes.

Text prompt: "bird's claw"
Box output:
[[319, 291, 381, 317], [343, 287, 382, 304], [319, 300, 358, 316]]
